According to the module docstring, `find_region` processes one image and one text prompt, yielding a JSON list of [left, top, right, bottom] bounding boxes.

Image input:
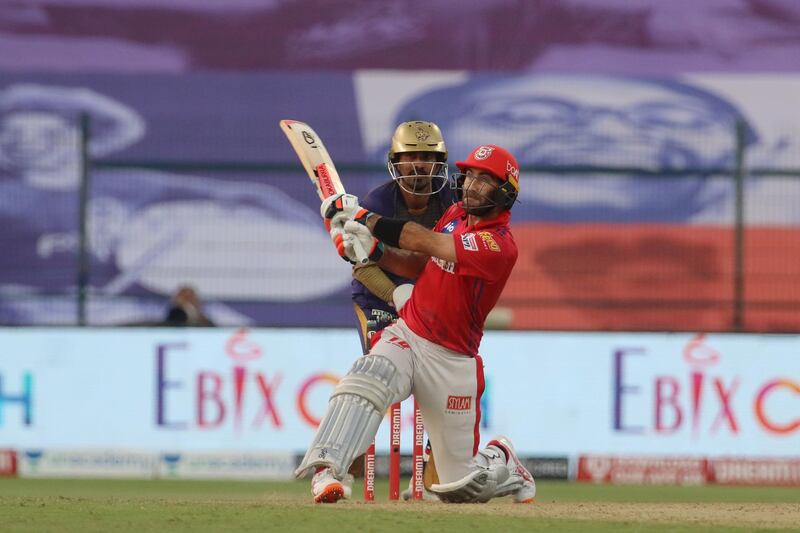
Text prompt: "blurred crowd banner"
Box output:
[[4, 1, 800, 74], [0, 328, 797, 456], [1, 72, 799, 331]]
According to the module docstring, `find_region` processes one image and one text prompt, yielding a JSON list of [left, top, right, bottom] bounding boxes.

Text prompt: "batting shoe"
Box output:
[[487, 436, 536, 504], [311, 467, 353, 503]]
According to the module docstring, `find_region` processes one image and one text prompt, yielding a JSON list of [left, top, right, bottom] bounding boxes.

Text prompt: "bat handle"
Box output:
[[351, 236, 370, 265]]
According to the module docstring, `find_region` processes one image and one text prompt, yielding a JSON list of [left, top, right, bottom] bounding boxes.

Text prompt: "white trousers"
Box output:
[[370, 318, 485, 483]]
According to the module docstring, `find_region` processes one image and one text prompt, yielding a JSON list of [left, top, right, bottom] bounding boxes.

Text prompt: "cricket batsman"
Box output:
[[297, 144, 536, 504]]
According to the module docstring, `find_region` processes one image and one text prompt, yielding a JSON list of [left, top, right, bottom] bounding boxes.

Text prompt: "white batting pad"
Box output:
[[295, 356, 399, 479]]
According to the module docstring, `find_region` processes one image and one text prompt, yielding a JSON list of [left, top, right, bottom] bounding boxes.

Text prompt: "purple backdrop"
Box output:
[[2, 1, 800, 328], [2, 0, 800, 73], [0, 73, 371, 327]]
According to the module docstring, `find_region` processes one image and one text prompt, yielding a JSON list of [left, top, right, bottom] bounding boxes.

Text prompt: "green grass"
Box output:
[[1, 478, 798, 532]]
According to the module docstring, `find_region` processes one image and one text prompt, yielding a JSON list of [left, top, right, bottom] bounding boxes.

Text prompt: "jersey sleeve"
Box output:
[[360, 190, 380, 213], [453, 227, 517, 282], [433, 204, 460, 232]]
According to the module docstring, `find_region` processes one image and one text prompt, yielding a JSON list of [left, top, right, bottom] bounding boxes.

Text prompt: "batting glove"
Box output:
[[320, 193, 363, 230], [328, 223, 381, 265], [343, 220, 383, 263], [329, 224, 358, 264]]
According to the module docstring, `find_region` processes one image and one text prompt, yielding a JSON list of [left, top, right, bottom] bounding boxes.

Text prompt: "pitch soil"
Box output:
[[516, 502, 799, 529], [348, 501, 800, 530]]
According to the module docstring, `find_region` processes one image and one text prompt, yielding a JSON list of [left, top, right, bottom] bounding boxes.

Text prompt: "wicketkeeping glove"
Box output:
[[392, 283, 413, 311]]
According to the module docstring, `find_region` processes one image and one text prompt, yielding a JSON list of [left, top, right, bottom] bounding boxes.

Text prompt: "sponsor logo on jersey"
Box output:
[[446, 395, 472, 413], [432, 256, 455, 274], [478, 231, 500, 252], [474, 146, 494, 160], [442, 221, 456, 234], [461, 233, 478, 251]]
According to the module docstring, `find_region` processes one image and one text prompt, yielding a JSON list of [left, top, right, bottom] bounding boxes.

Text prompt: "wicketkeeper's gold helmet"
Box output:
[[387, 121, 448, 162]]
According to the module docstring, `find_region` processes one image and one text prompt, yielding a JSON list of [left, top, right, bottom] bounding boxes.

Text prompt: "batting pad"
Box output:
[[295, 356, 398, 479]]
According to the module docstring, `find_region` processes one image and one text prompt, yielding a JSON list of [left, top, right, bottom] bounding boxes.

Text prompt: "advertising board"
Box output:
[[0, 329, 797, 457]]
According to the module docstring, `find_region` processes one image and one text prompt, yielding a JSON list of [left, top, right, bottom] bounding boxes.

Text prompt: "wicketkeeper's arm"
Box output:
[[351, 263, 396, 304]]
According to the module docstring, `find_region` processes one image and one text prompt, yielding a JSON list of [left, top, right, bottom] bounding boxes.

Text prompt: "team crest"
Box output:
[[461, 233, 478, 251], [473, 146, 494, 160], [415, 127, 430, 142]]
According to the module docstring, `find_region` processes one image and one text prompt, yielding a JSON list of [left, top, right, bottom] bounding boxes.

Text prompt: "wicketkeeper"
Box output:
[[350, 120, 453, 353], [297, 144, 536, 504]]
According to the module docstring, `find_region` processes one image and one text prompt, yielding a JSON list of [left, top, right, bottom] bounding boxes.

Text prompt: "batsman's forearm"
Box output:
[[367, 214, 456, 263], [377, 247, 427, 278]]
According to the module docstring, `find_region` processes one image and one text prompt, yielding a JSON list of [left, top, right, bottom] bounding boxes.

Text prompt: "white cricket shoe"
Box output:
[[487, 436, 536, 503], [311, 468, 353, 503]]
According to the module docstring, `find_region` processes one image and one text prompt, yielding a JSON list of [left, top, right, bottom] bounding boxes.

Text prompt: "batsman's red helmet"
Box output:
[[455, 145, 520, 209]]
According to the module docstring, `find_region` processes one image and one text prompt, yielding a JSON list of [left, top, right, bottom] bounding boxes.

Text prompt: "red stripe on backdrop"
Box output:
[[499, 223, 800, 332], [473, 355, 486, 456]]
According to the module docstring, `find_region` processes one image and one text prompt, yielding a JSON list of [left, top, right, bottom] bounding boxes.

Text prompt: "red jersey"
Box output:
[[400, 203, 517, 357]]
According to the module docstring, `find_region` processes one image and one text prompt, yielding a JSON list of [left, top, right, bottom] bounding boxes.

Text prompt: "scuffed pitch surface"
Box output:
[[1, 479, 799, 532]]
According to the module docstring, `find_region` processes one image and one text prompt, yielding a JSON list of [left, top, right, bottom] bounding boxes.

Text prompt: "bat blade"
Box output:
[[315, 162, 340, 199], [280, 119, 368, 264], [279, 119, 345, 201]]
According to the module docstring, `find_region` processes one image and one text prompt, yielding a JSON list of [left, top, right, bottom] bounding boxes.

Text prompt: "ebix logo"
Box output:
[[0, 371, 34, 426]]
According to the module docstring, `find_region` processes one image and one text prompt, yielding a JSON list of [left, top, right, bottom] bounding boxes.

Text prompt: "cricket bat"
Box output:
[[279, 119, 368, 264]]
